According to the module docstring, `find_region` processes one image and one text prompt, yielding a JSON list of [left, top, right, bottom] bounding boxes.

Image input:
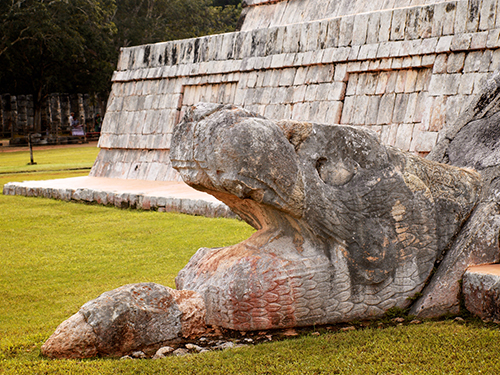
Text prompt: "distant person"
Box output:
[[70, 112, 84, 136], [69, 112, 79, 127], [94, 113, 102, 132]]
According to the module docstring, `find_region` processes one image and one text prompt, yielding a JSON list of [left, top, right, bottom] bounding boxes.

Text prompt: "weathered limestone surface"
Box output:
[[463, 265, 500, 321], [410, 70, 500, 317], [171, 103, 482, 330], [240, 0, 454, 31], [90, 0, 500, 182], [42, 283, 206, 358]]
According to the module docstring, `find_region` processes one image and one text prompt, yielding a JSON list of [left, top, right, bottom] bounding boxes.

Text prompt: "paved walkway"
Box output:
[[3, 176, 235, 218]]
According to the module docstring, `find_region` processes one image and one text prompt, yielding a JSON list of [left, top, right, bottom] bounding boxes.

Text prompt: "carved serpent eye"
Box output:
[[315, 157, 355, 186]]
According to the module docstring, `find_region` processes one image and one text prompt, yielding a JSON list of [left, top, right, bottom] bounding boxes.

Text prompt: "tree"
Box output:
[[112, 0, 242, 48], [0, 0, 242, 135], [0, 0, 117, 132]]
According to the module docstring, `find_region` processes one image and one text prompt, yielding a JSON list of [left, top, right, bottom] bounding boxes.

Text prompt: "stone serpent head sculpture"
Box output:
[[42, 101, 500, 359], [170, 103, 482, 331]]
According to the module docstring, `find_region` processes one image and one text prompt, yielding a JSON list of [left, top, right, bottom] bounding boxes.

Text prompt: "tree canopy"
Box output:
[[0, 0, 242, 128]]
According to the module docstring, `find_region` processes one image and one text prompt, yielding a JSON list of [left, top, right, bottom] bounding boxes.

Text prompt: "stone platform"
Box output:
[[463, 264, 500, 321], [2, 177, 235, 218]]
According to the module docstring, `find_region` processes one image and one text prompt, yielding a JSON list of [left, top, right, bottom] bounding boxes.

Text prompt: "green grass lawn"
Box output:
[[0, 146, 99, 174], [2, 147, 500, 374]]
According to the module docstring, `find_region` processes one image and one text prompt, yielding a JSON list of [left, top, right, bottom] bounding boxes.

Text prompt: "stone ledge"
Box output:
[[117, 1, 500, 73], [112, 39, 500, 83], [463, 264, 500, 321], [2, 177, 235, 219]]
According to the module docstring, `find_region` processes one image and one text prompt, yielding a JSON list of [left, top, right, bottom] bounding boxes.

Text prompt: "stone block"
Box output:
[[421, 37, 439, 54], [327, 82, 347, 101], [283, 24, 302, 54], [334, 63, 348, 82], [351, 95, 369, 125], [489, 49, 500, 71], [466, 0, 480, 32], [391, 9, 407, 41], [325, 18, 340, 48], [392, 93, 409, 123], [432, 2, 446, 37], [402, 55, 412, 69], [486, 28, 500, 48], [428, 74, 460, 96], [292, 85, 306, 102], [380, 123, 399, 146], [456, 73, 473, 95], [404, 69, 418, 92], [464, 50, 483, 72], [379, 58, 392, 70], [346, 73, 358, 96], [409, 129, 438, 152], [480, 0, 497, 31], [386, 71, 398, 93], [339, 15, 354, 47], [407, 39, 423, 56], [321, 48, 335, 63], [445, 94, 467, 125], [451, 33, 472, 51], [348, 45, 360, 61], [292, 101, 311, 121], [358, 44, 379, 60], [376, 93, 396, 124], [377, 42, 392, 58], [471, 31, 488, 49], [395, 70, 407, 93], [429, 95, 448, 132], [352, 13, 369, 46], [279, 68, 296, 87], [340, 95, 355, 124], [331, 47, 351, 62], [305, 84, 319, 102], [369, 60, 381, 70], [394, 123, 414, 151], [305, 22, 321, 52], [443, 2, 457, 35], [447, 52, 466, 73], [478, 50, 493, 72], [472, 73, 488, 94], [327, 101, 343, 124], [366, 12, 381, 44], [391, 58, 403, 69], [293, 67, 308, 86], [436, 35, 454, 53], [363, 73, 378, 95], [379, 11, 393, 42], [404, 92, 418, 123], [376, 72, 390, 94], [463, 265, 500, 322], [389, 41, 404, 58], [365, 96, 381, 125], [421, 54, 436, 66]]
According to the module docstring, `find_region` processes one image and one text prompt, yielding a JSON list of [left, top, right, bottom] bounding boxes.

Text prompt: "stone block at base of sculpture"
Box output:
[[41, 283, 206, 358]]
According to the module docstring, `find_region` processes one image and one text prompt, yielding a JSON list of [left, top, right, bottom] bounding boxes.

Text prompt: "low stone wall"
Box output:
[[92, 0, 500, 181], [2, 180, 235, 218]]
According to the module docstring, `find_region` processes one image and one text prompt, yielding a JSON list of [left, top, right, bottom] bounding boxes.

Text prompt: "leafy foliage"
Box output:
[[0, 0, 117, 97], [113, 0, 242, 48], [0, 0, 242, 130]]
